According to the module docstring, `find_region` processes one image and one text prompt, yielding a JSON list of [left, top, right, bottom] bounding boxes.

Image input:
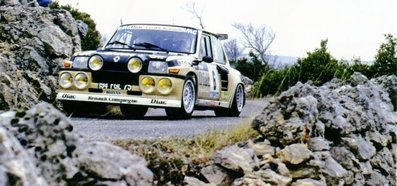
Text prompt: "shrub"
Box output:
[[372, 34, 397, 76], [232, 52, 269, 82], [251, 35, 396, 97]]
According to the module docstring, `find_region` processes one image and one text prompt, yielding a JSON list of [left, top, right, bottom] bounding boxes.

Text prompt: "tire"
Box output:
[[166, 77, 196, 119], [120, 105, 148, 119], [215, 84, 245, 117]]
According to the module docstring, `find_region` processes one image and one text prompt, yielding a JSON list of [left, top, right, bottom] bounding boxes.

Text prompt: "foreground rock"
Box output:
[[197, 73, 396, 185], [0, 103, 153, 185], [0, 1, 81, 110]]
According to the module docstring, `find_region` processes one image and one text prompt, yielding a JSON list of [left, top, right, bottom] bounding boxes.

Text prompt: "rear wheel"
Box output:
[[120, 105, 148, 119], [166, 77, 196, 119], [215, 84, 245, 117]]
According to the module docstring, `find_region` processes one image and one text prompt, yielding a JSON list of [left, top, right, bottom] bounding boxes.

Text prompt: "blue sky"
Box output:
[[58, 0, 397, 61]]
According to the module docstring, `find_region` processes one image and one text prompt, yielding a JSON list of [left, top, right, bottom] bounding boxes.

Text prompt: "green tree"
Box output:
[[233, 52, 268, 82], [372, 34, 397, 76], [296, 39, 339, 85], [50, 1, 101, 50]]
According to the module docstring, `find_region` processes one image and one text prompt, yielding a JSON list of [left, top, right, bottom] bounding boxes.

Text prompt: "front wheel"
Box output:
[[215, 84, 245, 117], [166, 78, 196, 119], [120, 105, 148, 119]]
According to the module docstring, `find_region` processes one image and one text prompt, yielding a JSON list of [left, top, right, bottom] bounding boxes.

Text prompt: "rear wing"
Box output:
[[217, 34, 228, 40]]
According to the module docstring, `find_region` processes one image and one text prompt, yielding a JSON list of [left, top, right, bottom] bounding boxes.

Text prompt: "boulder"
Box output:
[[200, 165, 231, 186], [0, 102, 153, 185], [277, 144, 313, 165], [0, 3, 80, 110], [241, 73, 396, 185], [0, 126, 48, 185]]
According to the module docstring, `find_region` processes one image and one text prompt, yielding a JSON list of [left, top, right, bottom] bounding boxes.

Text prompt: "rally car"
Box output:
[[57, 24, 245, 119]]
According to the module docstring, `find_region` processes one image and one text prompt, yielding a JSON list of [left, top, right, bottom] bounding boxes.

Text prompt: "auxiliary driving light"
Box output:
[[59, 72, 73, 89], [74, 73, 89, 89], [127, 57, 143, 73], [157, 78, 173, 95], [140, 77, 155, 94], [88, 55, 103, 71]]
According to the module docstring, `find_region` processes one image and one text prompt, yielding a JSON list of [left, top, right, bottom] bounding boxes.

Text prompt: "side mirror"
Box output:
[[202, 56, 213, 63]]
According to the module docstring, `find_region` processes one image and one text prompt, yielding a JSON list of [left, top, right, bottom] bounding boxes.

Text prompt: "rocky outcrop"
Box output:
[[197, 73, 396, 185], [0, 102, 153, 185], [0, 2, 81, 110]]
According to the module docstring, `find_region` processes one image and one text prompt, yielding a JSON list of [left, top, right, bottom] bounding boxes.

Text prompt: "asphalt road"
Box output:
[[71, 99, 269, 141]]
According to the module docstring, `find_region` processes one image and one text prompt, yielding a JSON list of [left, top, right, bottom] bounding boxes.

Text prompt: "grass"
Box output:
[[112, 117, 258, 161], [111, 118, 259, 185]]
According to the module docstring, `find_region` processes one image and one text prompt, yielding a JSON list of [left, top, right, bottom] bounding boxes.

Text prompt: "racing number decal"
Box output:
[[208, 64, 220, 99]]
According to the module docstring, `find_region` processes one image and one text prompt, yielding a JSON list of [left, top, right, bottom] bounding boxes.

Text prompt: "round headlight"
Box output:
[[88, 55, 103, 71], [127, 58, 142, 73], [59, 72, 73, 89], [74, 73, 89, 89], [140, 77, 155, 94], [157, 78, 173, 95]]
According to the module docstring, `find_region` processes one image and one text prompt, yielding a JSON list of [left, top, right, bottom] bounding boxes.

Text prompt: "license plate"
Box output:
[[97, 83, 133, 91]]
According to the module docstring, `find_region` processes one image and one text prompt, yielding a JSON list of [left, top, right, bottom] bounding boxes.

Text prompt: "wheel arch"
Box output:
[[186, 71, 198, 97]]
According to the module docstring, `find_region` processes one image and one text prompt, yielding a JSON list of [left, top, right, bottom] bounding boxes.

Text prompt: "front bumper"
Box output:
[[57, 92, 181, 108]]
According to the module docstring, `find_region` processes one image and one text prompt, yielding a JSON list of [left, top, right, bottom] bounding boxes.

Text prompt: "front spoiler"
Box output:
[[57, 92, 181, 108]]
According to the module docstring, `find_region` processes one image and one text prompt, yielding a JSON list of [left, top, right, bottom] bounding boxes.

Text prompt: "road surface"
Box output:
[[71, 99, 269, 141]]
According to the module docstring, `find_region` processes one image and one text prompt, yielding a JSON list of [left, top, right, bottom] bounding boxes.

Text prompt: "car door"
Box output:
[[196, 34, 221, 100], [209, 35, 229, 102]]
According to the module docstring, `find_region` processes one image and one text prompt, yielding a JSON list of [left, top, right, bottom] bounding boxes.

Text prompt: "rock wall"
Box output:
[[190, 73, 396, 185], [0, 102, 153, 185], [0, 1, 81, 110]]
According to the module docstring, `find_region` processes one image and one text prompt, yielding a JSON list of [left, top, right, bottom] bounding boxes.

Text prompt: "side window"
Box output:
[[210, 35, 226, 64], [199, 35, 212, 58]]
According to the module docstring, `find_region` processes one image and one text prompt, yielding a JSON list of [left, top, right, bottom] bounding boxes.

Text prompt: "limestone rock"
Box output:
[[278, 144, 313, 165], [0, 3, 81, 110], [200, 165, 231, 186], [0, 102, 153, 185], [212, 145, 257, 174], [249, 73, 396, 185], [0, 127, 48, 185]]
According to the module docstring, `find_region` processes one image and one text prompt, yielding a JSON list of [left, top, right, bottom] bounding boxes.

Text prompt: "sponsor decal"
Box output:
[[58, 93, 181, 107], [151, 99, 166, 105], [119, 25, 197, 34], [109, 97, 137, 104], [62, 94, 76, 99], [113, 56, 120, 63], [88, 96, 108, 101]]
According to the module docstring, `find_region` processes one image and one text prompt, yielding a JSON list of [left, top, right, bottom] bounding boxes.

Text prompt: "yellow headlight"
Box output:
[[74, 73, 89, 89], [140, 77, 155, 94], [157, 78, 173, 95], [59, 72, 73, 89], [128, 58, 142, 73], [88, 55, 103, 71]]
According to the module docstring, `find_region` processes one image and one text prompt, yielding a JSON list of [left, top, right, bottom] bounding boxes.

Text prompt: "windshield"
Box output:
[[105, 25, 198, 54]]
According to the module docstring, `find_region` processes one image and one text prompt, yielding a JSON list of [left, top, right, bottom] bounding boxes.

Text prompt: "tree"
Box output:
[[224, 38, 242, 62], [296, 39, 339, 85], [233, 52, 268, 81], [372, 34, 397, 76], [233, 23, 275, 65], [185, 2, 205, 29]]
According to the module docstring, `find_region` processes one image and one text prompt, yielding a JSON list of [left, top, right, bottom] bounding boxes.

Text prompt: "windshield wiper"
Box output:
[[106, 41, 136, 50], [134, 42, 169, 53]]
